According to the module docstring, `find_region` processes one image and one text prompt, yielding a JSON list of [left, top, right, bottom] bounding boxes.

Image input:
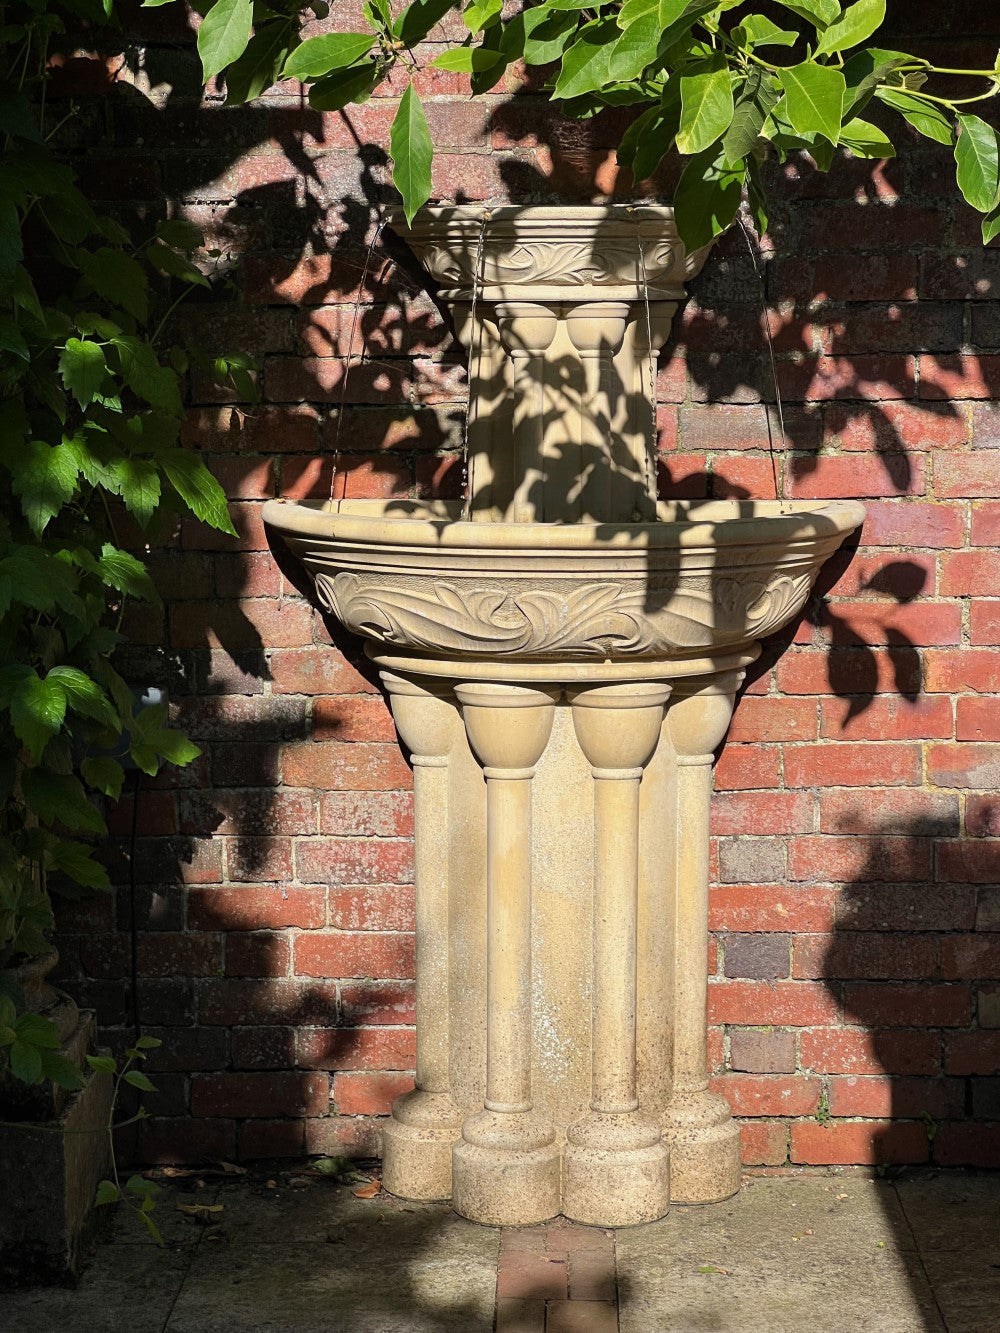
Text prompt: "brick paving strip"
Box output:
[[495, 1219, 619, 1332]]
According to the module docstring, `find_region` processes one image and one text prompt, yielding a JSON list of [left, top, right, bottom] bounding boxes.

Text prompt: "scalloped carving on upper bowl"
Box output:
[[387, 205, 714, 302], [263, 498, 865, 664]]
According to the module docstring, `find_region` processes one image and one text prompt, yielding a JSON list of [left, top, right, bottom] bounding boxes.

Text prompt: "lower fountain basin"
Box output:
[[262, 497, 864, 665]]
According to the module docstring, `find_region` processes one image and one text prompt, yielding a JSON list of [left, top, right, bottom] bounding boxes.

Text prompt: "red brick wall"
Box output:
[[53, 3, 1000, 1167]]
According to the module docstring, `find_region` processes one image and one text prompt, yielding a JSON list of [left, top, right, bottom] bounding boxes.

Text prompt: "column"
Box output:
[[380, 673, 464, 1200], [494, 302, 560, 523], [563, 682, 671, 1226], [451, 682, 561, 1225], [662, 671, 743, 1203]]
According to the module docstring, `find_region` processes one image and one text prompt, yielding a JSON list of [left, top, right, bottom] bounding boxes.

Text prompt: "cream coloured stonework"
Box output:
[[263, 205, 863, 1227]]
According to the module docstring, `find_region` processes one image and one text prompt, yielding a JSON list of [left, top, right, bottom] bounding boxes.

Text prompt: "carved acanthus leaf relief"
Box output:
[[314, 570, 815, 660], [413, 238, 684, 291]]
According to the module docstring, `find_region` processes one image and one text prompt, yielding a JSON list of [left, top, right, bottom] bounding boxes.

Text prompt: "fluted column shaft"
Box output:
[[563, 682, 671, 1226], [380, 673, 463, 1200], [663, 671, 743, 1204], [450, 682, 561, 1225]]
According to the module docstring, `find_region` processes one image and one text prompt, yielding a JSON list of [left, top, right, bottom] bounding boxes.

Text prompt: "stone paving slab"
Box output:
[[2, 1169, 1000, 1331], [615, 1177, 943, 1333]]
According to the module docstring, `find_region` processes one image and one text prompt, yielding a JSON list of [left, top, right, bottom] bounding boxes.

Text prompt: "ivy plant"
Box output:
[[181, 0, 1000, 243], [1, 0, 250, 1088]]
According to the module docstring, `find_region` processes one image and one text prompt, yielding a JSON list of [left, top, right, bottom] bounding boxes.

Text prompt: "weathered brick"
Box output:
[[800, 1027, 940, 1076], [728, 1028, 796, 1074], [333, 1071, 414, 1115], [791, 1121, 929, 1165], [739, 1120, 788, 1167], [191, 1071, 328, 1118], [723, 934, 791, 980], [708, 980, 839, 1027], [295, 931, 415, 980]]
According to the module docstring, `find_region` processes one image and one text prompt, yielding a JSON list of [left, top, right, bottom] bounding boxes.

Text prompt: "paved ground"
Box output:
[[2, 1168, 998, 1331]]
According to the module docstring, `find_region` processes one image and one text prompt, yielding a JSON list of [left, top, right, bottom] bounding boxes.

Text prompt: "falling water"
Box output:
[[460, 211, 490, 523], [636, 226, 659, 513], [737, 213, 791, 513], [329, 215, 388, 508]]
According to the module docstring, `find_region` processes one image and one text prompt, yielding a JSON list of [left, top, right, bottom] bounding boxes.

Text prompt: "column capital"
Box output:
[[666, 670, 744, 760], [569, 682, 669, 776], [381, 670, 459, 761], [456, 682, 560, 775]]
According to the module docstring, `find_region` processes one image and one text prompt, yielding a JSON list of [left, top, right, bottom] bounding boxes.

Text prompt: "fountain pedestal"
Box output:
[[263, 205, 864, 1226]]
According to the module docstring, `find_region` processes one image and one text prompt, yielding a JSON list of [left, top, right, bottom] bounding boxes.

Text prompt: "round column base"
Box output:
[[562, 1139, 670, 1227], [451, 1110, 561, 1225], [662, 1091, 741, 1204], [382, 1093, 463, 1201]]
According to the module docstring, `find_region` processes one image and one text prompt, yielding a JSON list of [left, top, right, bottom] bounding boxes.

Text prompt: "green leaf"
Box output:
[[81, 757, 126, 799], [23, 770, 106, 834], [77, 248, 148, 323], [839, 116, 894, 157], [723, 67, 779, 166], [429, 47, 501, 72], [0, 199, 24, 277], [678, 58, 735, 156], [126, 1172, 159, 1198], [109, 457, 161, 528], [97, 544, 158, 602], [983, 201, 1000, 245], [394, 0, 458, 45], [555, 19, 619, 100], [390, 84, 434, 226], [135, 1035, 162, 1049], [47, 665, 120, 729], [779, 62, 846, 145], [86, 1053, 118, 1074], [0, 315, 29, 361], [48, 839, 111, 891], [198, 0, 253, 84], [41, 1051, 85, 1090], [110, 336, 182, 413], [9, 439, 78, 534], [12, 265, 44, 324], [673, 147, 745, 252], [146, 244, 211, 289], [155, 218, 205, 251], [522, 8, 578, 64], [618, 98, 682, 179], [774, 0, 840, 27], [9, 670, 67, 760], [463, 0, 501, 33], [124, 1069, 158, 1092], [740, 14, 798, 47], [308, 64, 380, 111], [875, 87, 953, 144], [815, 0, 885, 56], [58, 338, 107, 409], [955, 113, 1000, 213], [225, 21, 295, 103], [280, 32, 373, 82], [15, 1013, 61, 1048], [10, 1040, 43, 1084], [95, 1180, 121, 1206], [161, 451, 237, 535]]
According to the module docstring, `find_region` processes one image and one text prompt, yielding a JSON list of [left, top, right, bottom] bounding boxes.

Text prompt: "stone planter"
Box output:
[[0, 951, 112, 1286], [263, 205, 864, 1227]]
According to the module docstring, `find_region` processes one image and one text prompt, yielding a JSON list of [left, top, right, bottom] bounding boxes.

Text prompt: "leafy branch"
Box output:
[[176, 0, 1000, 241]]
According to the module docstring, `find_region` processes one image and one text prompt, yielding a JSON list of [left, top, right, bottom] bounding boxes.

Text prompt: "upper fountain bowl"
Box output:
[[263, 498, 864, 671]]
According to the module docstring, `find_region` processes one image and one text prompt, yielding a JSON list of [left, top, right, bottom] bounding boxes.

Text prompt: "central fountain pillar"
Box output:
[[366, 652, 759, 1227]]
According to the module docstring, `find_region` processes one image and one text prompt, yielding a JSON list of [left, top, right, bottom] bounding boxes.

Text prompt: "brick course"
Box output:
[[47, 11, 1000, 1169]]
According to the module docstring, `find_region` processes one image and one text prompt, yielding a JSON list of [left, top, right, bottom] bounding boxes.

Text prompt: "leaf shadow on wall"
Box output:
[[760, 816, 1000, 1329]]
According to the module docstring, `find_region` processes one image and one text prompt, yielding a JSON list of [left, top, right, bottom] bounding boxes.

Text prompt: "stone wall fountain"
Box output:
[[262, 205, 864, 1228]]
